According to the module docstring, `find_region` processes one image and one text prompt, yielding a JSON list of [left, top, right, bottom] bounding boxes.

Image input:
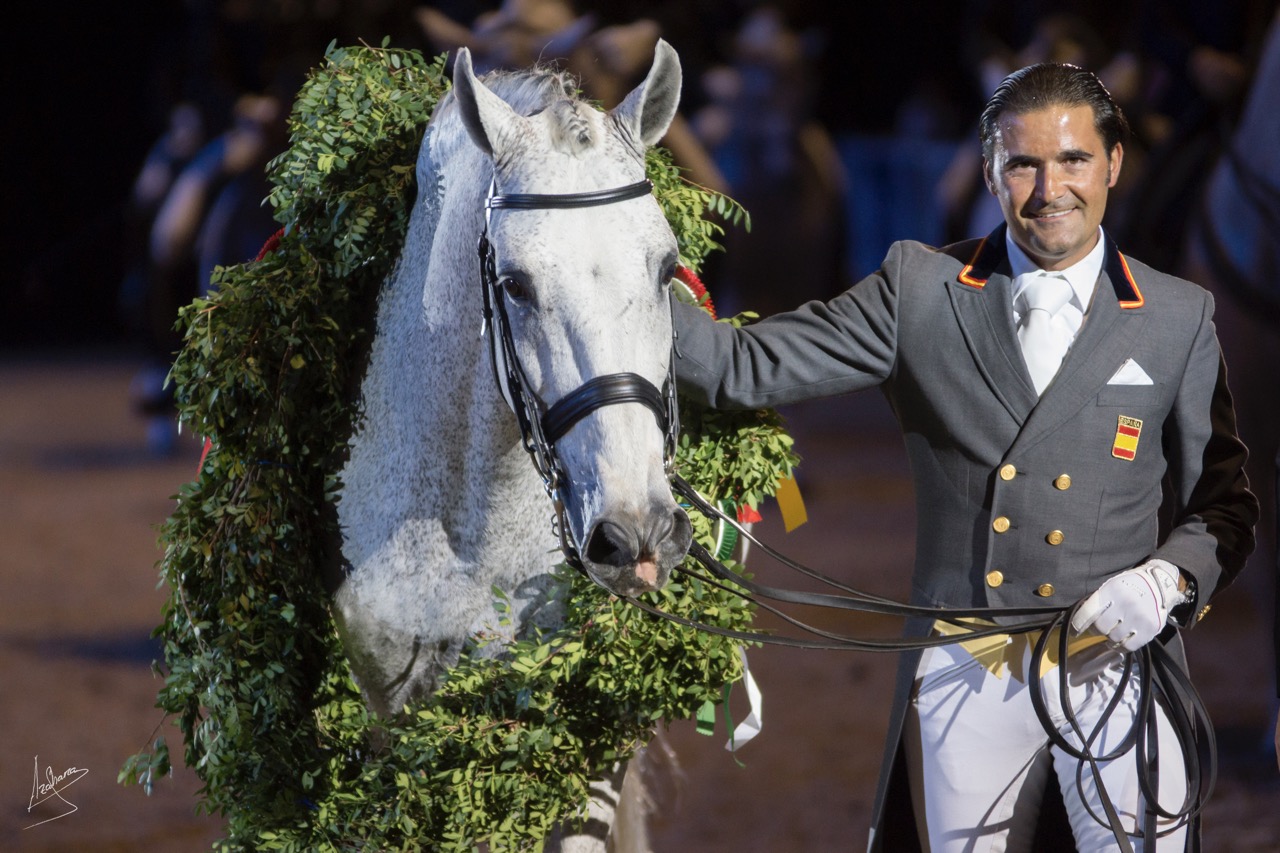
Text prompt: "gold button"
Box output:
[[1196, 605, 1212, 623], [1046, 530, 1065, 546], [999, 464, 1017, 481], [986, 570, 1004, 588], [1054, 474, 1072, 490], [1036, 583, 1055, 597], [993, 516, 1011, 533]]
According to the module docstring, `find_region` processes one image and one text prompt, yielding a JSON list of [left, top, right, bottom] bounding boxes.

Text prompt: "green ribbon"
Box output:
[[695, 698, 717, 735], [695, 684, 745, 766], [714, 499, 739, 560]]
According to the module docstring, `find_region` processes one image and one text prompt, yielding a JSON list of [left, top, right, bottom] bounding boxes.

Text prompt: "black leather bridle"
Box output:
[[476, 176, 679, 572]]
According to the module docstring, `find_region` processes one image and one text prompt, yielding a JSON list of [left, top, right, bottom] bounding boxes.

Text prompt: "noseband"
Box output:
[[476, 177, 680, 571]]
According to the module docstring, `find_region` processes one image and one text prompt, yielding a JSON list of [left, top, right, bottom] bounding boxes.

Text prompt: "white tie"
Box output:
[[1017, 272, 1074, 395]]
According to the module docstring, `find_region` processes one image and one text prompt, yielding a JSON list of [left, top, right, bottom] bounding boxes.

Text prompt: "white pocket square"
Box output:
[[1108, 358, 1154, 385]]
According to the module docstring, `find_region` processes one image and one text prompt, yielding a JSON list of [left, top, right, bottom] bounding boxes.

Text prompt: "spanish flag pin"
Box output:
[[1112, 416, 1143, 460]]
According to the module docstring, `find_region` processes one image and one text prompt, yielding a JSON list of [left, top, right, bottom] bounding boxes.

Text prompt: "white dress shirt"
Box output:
[[1006, 228, 1105, 348]]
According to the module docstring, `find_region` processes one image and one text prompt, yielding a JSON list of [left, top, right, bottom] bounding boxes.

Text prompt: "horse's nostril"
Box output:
[[649, 503, 692, 550], [584, 519, 637, 567], [585, 506, 691, 578], [669, 507, 693, 551], [647, 510, 675, 547]]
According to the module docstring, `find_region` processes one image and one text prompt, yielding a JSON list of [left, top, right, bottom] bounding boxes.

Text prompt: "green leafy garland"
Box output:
[[121, 42, 797, 851]]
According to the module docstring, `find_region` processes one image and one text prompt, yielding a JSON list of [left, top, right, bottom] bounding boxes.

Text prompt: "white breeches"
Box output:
[[903, 632, 1188, 853]]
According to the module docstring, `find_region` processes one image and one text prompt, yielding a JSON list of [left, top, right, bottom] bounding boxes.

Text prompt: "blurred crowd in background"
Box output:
[[5, 0, 1275, 348]]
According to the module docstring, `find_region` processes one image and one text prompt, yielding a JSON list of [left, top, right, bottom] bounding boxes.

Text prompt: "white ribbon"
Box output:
[[726, 647, 763, 752]]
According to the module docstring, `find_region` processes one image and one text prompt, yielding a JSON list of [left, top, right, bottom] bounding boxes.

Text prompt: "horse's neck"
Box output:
[[355, 127, 541, 507]]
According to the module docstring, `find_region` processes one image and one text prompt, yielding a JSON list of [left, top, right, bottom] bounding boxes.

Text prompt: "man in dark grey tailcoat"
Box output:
[[671, 63, 1257, 851]]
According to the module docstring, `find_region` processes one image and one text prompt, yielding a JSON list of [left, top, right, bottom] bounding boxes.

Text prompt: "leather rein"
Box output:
[[657, 472, 1214, 851]]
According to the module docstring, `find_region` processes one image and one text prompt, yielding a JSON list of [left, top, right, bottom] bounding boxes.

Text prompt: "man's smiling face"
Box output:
[[984, 103, 1122, 271]]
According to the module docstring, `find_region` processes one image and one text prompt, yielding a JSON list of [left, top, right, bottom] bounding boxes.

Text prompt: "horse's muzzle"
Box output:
[[582, 501, 692, 596]]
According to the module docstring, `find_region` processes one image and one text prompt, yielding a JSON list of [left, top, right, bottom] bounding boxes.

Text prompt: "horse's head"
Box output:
[[452, 40, 692, 597]]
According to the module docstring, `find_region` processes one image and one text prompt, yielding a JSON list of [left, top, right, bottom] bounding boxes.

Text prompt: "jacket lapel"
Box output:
[[946, 225, 1038, 425], [1009, 233, 1148, 455]]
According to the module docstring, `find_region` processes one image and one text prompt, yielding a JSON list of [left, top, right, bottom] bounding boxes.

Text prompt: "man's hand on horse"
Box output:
[[1071, 560, 1189, 651]]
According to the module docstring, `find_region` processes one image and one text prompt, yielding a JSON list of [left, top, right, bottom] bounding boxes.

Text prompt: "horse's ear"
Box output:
[[610, 38, 681, 149], [452, 46, 524, 159]]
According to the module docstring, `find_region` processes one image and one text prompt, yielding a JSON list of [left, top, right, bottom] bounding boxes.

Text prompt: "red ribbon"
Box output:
[[675, 265, 717, 319]]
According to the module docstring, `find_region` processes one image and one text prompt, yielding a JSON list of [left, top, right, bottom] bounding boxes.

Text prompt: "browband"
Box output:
[[487, 179, 654, 211]]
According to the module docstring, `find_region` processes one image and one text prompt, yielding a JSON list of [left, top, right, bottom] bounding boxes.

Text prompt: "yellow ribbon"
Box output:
[[775, 472, 807, 532], [931, 618, 1109, 681]]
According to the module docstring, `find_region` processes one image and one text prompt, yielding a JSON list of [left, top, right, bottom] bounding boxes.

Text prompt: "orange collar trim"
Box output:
[[956, 229, 1143, 308], [1116, 253, 1144, 308], [958, 236, 990, 288]]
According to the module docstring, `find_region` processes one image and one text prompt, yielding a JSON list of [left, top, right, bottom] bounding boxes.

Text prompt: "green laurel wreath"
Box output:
[[120, 41, 797, 851]]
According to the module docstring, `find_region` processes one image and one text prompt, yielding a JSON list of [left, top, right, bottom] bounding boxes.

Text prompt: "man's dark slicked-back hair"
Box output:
[[979, 63, 1130, 162]]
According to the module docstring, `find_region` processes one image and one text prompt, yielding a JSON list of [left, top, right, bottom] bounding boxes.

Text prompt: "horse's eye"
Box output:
[[661, 263, 678, 287], [501, 278, 531, 304]]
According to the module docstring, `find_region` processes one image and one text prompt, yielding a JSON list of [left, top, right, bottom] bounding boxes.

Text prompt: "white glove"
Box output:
[[1070, 560, 1189, 651]]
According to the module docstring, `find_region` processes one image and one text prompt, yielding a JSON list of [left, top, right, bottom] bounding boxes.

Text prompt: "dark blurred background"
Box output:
[[6, 0, 1276, 347]]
